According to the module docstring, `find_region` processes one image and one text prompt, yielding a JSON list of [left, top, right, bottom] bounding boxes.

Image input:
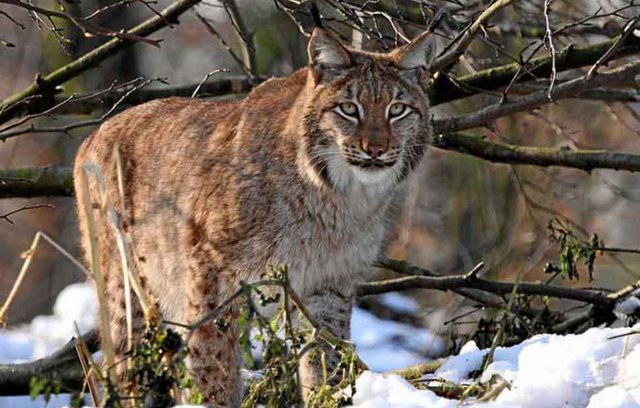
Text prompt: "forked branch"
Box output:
[[0, 0, 204, 123], [361, 259, 616, 307]]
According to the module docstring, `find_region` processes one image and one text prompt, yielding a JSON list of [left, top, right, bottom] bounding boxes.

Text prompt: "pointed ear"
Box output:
[[393, 31, 436, 70], [308, 28, 351, 78]]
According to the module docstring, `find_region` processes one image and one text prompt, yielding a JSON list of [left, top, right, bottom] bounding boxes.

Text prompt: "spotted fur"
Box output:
[[74, 28, 435, 406]]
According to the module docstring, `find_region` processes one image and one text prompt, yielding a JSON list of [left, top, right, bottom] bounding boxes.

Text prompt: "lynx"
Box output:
[[74, 28, 435, 406]]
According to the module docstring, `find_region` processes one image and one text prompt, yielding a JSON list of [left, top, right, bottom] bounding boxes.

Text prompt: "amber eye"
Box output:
[[388, 102, 407, 118], [338, 101, 359, 117]]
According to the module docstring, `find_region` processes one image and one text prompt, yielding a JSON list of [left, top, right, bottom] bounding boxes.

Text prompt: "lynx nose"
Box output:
[[360, 138, 389, 159]]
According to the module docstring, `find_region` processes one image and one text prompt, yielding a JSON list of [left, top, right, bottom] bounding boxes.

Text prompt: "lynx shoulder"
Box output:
[[74, 28, 435, 406]]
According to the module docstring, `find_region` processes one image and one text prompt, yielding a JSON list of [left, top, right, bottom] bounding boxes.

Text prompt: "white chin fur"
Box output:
[[326, 153, 400, 194], [351, 166, 395, 184]]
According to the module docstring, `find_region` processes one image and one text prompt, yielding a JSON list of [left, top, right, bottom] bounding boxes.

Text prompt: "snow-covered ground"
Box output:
[[352, 326, 640, 407], [1, 283, 639, 408]]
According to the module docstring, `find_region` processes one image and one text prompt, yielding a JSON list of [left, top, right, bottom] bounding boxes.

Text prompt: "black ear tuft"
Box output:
[[308, 0, 323, 28]]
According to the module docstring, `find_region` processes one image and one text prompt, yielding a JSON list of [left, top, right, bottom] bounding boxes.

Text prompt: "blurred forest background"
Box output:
[[0, 0, 639, 356]]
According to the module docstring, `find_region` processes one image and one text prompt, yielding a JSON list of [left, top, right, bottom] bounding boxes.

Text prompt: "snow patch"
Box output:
[[615, 296, 640, 316], [351, 306, 444, 372], [0, 282, 96, 408], [350, 325, 640, 408], [378, 292, 420, 314], [30, 282, 97, 359], [351, 371, 450, 408]]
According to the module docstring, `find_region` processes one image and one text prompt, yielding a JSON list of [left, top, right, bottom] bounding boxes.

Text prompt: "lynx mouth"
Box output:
[[344, 157, 397, 170], [340, 145, 401, 171]]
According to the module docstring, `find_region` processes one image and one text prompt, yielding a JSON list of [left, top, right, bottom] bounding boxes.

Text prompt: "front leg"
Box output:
[[298, 290, 353, 399]]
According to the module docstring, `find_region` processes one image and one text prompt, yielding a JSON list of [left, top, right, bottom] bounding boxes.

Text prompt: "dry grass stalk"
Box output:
[[77, 166, 117, 382], [74, 326, 101, 406], [0, 231, 90, 325], [84, 154, 156, 322]]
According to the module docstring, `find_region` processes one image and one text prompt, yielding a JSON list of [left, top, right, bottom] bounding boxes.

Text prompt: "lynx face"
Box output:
[[303, 30, 435, 188]]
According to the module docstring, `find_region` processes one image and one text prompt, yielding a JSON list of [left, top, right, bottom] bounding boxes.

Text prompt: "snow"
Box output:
[[350, 325, 640, 408], [0, 282, 96, 408], [2, 285, 640, 408], [615, 295, 640, 316], [351, 306, 443, 372], [351, 371, 450, 408], [378, 292, 420, 314], [30, 282, 97, 359]]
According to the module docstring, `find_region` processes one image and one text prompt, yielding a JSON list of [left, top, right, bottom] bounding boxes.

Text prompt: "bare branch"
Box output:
[[433, 133, 640, 173], [586, 16, 640, 79], [429, 33, 640, 105], [430, 0, 517, 73], [375, 256, 503, 308], [0, 0, 162, 46], [0, 165, 73, 198], [5, 33, 639, 121], [0, 78, 157, 141], [51, 76, 258, 116], [7, 127, 640, 199], [512, 86, 640, 103], [0, 330, 98, 396], [0, 8, 25, 28], [362, 259, 616, 307], [433, 59, 640, 133], [194, 11, 254, 78], [0, 204, 54, 225], [0, 0, 204, 123], [221, 0, 257, 77]]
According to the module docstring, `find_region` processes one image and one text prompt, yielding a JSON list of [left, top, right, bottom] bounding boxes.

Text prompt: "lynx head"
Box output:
[[300, 28, 435, 191]]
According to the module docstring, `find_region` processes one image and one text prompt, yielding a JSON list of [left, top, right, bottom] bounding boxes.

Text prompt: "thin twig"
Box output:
[[0, 231, 90, 325], [431, 0, 517, 73], [543, 0, 557, 99], [221, 0, 257, 77], [587, 16, 640, 79], [0, 0, 162, 46], [191, 69, 229, 98], [0, 203, 53, 225], [195, 11, 252, 78]]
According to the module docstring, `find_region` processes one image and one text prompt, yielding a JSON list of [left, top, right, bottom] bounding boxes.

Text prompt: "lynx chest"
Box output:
[[269, 188, 395, 297]]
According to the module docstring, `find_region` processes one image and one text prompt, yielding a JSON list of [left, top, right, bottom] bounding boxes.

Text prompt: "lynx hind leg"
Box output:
[[74, 160, 144, 382], [185, 257, 241, 407], [299, 291, 353, 399], [91, 221, 145, 381]]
